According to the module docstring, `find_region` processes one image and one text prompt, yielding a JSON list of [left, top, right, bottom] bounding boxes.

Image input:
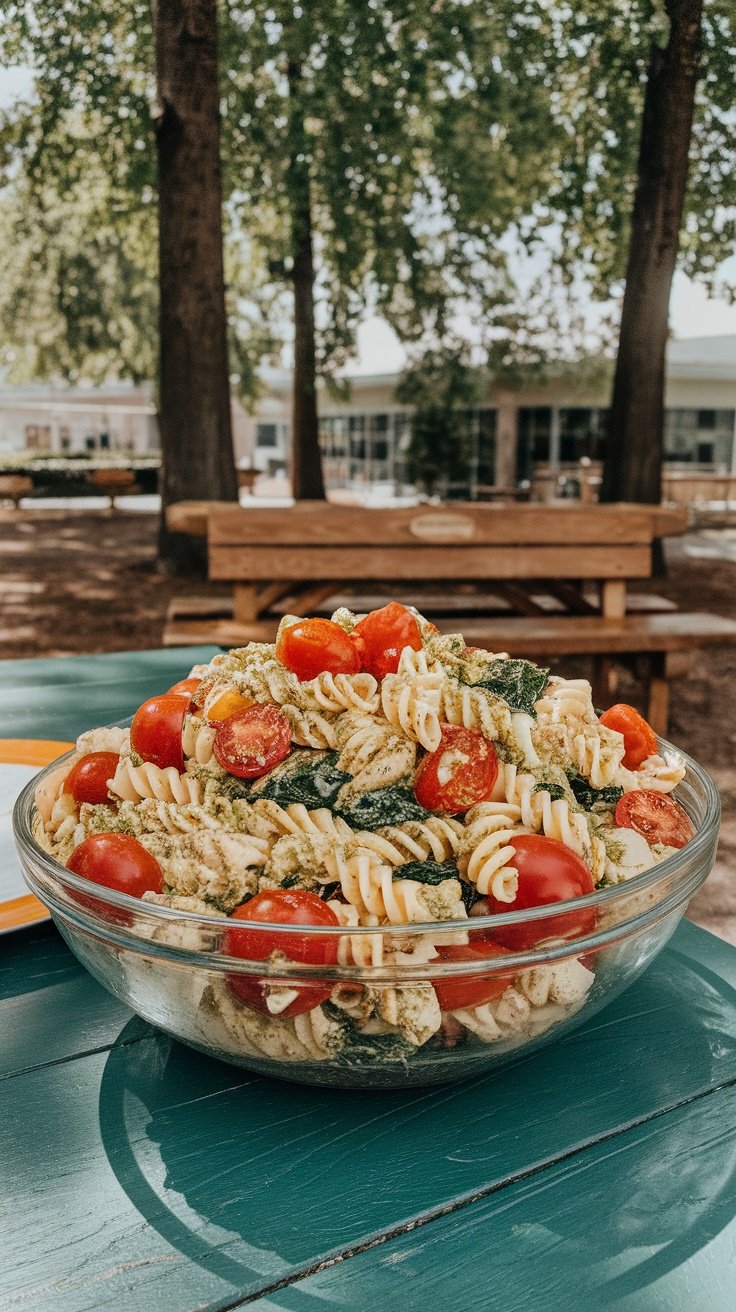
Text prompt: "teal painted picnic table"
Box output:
[[1, 649, 736, 1312]]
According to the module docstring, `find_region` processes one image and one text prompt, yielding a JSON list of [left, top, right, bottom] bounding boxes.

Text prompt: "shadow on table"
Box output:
[[97, 946, 736, 1305]]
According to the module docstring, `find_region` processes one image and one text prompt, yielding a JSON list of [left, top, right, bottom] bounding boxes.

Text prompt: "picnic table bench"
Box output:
[[0, 474, 33, 508], [163, 500, 736, 733]]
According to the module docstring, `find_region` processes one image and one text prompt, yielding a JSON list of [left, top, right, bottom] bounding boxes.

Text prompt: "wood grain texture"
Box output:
[[443, 612, 736, 656], [0, 923, 144, 1080], [206, 503, 672, 547], [256, 1085, 736, 1312], [208, 544, 651, 582], [1, 922, 735, 1311]]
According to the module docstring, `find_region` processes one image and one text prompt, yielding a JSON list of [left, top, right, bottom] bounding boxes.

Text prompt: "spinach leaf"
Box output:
[[535, 781, 568, 802], [251, 749, 351, 809], [323, 1006, 415, 1068], [462, 657, 549, 716], [393, 859, 459, 886], [568, 773, 624, 813], [337, 781, 430, 829]]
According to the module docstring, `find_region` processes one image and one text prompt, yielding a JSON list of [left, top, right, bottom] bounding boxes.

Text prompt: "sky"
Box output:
[[2, 63, 735, 380]]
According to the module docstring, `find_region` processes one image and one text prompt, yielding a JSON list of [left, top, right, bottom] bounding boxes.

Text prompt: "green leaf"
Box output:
[[336, 781, 430, 829], [567, 773, 624, 813], [535, 781, 568, 802], [251, 749, 351, 809], [463, 658, 549, 716], [393, 859, 459, 886]]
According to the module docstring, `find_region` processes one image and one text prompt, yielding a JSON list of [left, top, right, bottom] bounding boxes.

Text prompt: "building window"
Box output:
[[697, 410, 716, 430], [256, 423, 278, 448]]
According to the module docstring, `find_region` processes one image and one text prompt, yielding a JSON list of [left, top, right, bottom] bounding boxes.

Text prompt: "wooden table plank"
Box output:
[[207, 503, 671, 547], [1, 921, 735, 1311], [445, 612, 736, 656], [209, 543, 652, 582], [0, 924, 146, 1079], [259, 1083, 736, 1312], [0, 647, 217, 740]]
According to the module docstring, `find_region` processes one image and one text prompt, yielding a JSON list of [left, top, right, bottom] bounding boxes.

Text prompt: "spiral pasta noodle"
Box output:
[[109, 757, 203, 805], [252, 799, 354, 843], [182, 715, 217, 766], [534, 676, 596, 725], [325, 848, 465, 925], [460, 823, 522, 901], [301, 671, 380, 714], [355, 816, 465, 867], [380, 673, 442, 752], [280, 705, 338, 749], [438, 679, 517, 751], [532, 720, 624, 788], [334, 712, 416, 800]]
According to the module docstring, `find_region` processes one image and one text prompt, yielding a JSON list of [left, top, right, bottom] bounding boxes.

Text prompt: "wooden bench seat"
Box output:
[[0, 475, 33, 509], [87, 468, 137, 508], [162, 498, 712, 731]]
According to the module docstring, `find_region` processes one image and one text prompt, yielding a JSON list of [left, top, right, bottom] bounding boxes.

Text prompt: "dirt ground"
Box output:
[[1, 505, 734, 943]]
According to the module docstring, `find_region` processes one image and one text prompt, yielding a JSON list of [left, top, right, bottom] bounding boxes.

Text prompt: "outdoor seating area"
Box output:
[[2, 2, 736, 1308], [162, 499, 736, 734]]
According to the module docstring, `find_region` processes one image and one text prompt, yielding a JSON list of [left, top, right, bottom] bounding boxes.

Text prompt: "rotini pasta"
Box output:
[[380, 672, 443, 751], [182, 715, 217, 766], [109, 756, 203, 806], [301, 671, 380, 714], [355, 816, 465, 866], [41, 598, 696, 1068]]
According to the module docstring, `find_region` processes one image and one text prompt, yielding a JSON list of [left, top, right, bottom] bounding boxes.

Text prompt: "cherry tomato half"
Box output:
[[67, 833, 163, 899], [486, 835, 596, 950], [223, 889, 340, 1018], [414, 725, 498, 814], [64, 752, 120, 806], [350, 602, 423, 679], [167, 677, 202, 708], [615, 789, 694, 849], [213, 703, 292, 779], [130, 693, 189, 771], [432, 941, 514, 1011], [599, 703, 658, 770], [276, 617, 360, 682]]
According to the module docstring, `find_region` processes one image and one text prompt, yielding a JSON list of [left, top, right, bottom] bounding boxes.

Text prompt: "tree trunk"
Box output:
[[153, 0, 238, 573], [600, 0, 702, 505], [287, 59, 326, 501]]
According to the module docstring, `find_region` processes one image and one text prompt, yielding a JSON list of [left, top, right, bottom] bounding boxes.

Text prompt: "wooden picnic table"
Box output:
[[2, 647, 736, 1311], [163, 499, 736, 733]]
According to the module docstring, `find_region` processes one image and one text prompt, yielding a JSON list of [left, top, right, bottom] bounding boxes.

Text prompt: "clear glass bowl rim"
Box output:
[[13, 734, 721, 977]]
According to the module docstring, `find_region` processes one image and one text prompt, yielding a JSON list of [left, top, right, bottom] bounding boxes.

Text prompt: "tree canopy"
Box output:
[[0, 0, 733, 391]]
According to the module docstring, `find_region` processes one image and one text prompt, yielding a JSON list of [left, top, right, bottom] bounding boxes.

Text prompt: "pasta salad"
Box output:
[[34, 602, 696, 1066]]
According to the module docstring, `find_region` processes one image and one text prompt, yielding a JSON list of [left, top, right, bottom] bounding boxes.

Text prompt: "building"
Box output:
[[1, 334, 734, 491], [246, 334, 736, 492]]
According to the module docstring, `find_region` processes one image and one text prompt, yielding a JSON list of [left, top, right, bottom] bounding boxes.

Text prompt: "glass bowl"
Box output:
[[13, 742, 721, 1088]]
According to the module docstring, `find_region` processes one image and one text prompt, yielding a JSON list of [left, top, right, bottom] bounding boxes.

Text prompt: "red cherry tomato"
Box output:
[[213, 704, 292, 779], [350, 602, 423, 679], [486, 835, 596, 950], [414, 726, 498, 814], [432, 941, 514, 1011], [276, 618, 360, 681], [223, 889, 340, 1018], [64, 752, 120, 806], [130, 693, 189, 771], [615, 789, 694, 849], [67, 833, 163, 898], [167, 677, 202, 708], [599, 703, 658, 769]]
